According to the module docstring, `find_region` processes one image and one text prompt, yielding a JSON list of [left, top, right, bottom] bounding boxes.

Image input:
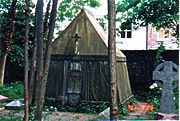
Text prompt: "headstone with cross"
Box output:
[[72, 33, 81, 55], [153, 61, 179, 114]]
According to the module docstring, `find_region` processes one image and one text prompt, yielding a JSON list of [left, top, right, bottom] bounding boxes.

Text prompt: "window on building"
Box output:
[[70, 62, 81, 71], [119, 21, 132, 38], [68, 61, 82, 94], [156, 29, 173, 41], [157, 29, 172, 38], [67, 78, 81, 94]]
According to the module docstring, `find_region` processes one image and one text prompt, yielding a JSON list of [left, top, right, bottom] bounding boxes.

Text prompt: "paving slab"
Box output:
[[0, 95, 9, 103], [5, 100, 24, 110]]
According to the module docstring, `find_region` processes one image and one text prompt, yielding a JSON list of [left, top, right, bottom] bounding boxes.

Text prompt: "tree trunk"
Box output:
[[24, 0, 30, 120], [28, 3, 39, 104], [0, 53, 8, 85], [44, 0, 51, 35], [43, 0, 51, 51], [44, 0, 58, 71], [107, 0, 118, 120], [34, 0, 58, 120], [0, 0, 17, 85], [28, 38, 37, 104], [41, 0, 58, 108], [28, 5, 38, 105], [34, 0, 44, 120]]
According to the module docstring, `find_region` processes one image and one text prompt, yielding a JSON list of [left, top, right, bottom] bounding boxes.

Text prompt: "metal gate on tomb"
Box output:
[[66, 61, 82, 105]]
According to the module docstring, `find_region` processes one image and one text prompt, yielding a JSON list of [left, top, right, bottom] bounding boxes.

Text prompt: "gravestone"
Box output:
[[5, 99, 24, 110], [95, 107, 110, 120], [153, 61, 179, 114]]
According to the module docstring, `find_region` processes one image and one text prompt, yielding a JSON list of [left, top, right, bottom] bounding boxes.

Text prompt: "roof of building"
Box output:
[[52, 8, 125, 59]]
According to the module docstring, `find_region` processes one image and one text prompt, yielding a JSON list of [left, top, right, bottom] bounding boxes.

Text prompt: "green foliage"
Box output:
[[116, 0, 179, 41], [97, 17, 107, 31], [133, 89, 161, 119], [45, 100, 109, 114], [77, 100, 109, 114], [56, 0, 101, 30], [8, 45, 24, 67], [134, 86, 179, 119], [154, 43, 165, 67], [116, 0, 179, 28], [119, 104, 129, 115], [118, 98, 137, 119], [0, 81, 24, 100], [58, 0, 101, 22], [0, 0, 35, 66], [43, 105, 58, 114]]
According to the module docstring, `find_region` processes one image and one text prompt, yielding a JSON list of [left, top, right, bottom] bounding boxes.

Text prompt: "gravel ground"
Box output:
[[46, 112, 96, 121], [0, 108, 96, 121]]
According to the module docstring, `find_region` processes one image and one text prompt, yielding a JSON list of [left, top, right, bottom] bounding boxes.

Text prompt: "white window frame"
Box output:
[[120, 23, 132, 38]]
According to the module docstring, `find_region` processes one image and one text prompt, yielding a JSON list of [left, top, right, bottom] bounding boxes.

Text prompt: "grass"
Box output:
[[0, 82, 179, 120], [0, 110, 23, 121], [0, 81, 24, 100]]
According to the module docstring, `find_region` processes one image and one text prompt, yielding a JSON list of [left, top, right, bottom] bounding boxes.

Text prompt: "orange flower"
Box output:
[[140, 104, 147, 110], [147, 104, 154, 111], [128, 104, 136, 111]]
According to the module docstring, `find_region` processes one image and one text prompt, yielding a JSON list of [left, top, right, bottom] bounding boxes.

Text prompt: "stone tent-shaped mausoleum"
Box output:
[[46, 9, 133, 105]]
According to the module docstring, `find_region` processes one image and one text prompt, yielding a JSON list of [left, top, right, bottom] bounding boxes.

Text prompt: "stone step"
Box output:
[[5, 100, 24, 110], [0, 95, 9, 103], [123, 115, 149, 120]]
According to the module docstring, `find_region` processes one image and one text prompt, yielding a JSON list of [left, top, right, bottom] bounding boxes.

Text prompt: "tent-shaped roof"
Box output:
[[50, 9, 133, 103], [52, 9, 125, 60]]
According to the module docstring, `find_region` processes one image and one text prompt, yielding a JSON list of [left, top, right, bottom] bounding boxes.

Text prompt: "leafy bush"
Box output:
[[45, 100, 109, 114], [78, 100, 109, 114], [133, 87, 179, 119], [154, 43, 165, 67], [0, 81, 24, 100]]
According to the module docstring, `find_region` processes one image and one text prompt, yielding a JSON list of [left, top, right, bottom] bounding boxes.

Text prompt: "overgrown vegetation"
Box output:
[[133, 87, 179, 119], [154, 43, 165, 67], [45, 100, 109, 114], [0, 81, 24, 100], [134, 89, 161, 119], [0, 82, 178, 120]]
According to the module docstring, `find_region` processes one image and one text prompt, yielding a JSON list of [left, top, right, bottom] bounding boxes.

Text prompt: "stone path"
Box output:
[[47, 112, 96, 121]]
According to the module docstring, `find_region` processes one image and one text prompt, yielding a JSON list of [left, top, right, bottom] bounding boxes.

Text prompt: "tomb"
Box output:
[[46, 9, 133, 105]]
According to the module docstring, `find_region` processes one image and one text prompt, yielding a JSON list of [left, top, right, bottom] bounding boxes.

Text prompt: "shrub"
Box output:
[[45, 100, 109, 114], [0, 81, 24, 100]]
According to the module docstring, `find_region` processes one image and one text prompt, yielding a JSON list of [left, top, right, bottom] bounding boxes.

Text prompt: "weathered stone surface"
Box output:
[[153, 61, 179, 114], [5, 100, 24, 110], [155, 112, 179, 120], [95, 107, 110, 120], [0, 95, 9, 103]]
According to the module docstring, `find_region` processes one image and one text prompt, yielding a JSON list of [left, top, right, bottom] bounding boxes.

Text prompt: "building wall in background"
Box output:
[[116, 26, 147, 50], [117, 25, 178, 50]]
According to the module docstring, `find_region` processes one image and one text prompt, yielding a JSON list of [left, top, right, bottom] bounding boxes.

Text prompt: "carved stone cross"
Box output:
[[72, 33, 80, 55], [153, 61, 179, 114]]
